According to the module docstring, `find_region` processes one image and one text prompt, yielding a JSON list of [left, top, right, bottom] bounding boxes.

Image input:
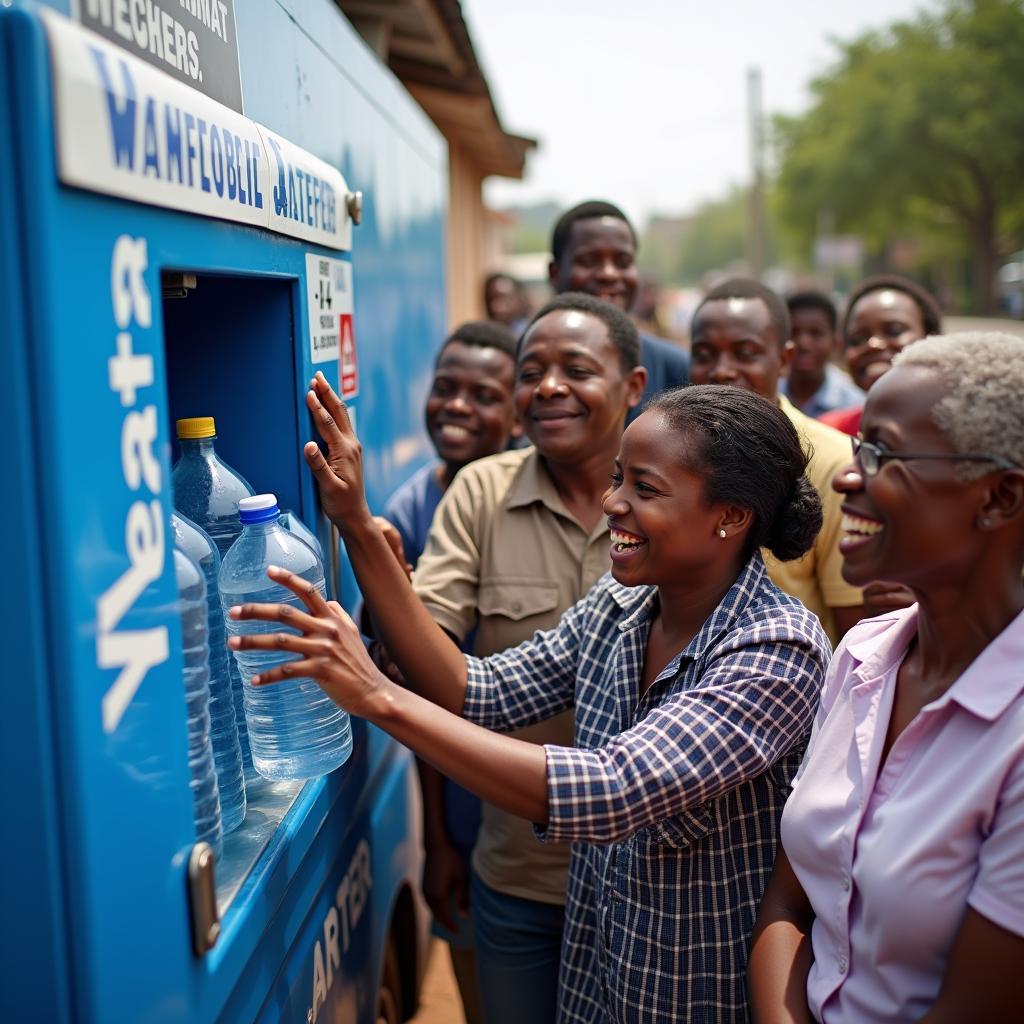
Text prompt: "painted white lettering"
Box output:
[[186, 31, 199, 79], [322, 908, 341, 990], [111, 235, 152, 329], [109, 332, 154, 408], [100, 236, 166, 735], [122, 407, 161, 492], [173, 20, 187, 72], [85, 0, 114, 22], [161, 9, 176, 68], [310, 941, 327, 1023], [334, 874, 351, 950], [98, 500, 165, 632], [306, 839, 374, 1022], [349, 840, 370, 929], [99, 625, 169, 732], [113, 0, 132, 42], [146, 0, 163, 58], [129, 0, 147, 47]]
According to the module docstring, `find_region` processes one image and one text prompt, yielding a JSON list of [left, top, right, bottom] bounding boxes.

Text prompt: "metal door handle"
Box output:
[[187, 843, 220, 956]]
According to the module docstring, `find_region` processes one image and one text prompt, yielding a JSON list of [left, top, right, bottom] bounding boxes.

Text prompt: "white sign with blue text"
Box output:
[[43, 9, 352, 251], [305, 254, 354, 367], [264, 129, 353, 253]]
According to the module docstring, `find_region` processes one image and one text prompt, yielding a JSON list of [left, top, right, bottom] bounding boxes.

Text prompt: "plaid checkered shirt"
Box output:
[[463, 554, 830, 1023]]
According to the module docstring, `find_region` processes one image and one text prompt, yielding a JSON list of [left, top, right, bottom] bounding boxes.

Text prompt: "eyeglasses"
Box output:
[[851, 436, 1019, 477]]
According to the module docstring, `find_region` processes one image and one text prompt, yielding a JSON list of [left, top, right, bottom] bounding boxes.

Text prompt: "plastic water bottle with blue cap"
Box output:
[[172, 415, 259, 784], [279, 509, 325, 564], [172, 512, 246, 833], [220, 494, 352, 780], [175, 546, 224, 859]]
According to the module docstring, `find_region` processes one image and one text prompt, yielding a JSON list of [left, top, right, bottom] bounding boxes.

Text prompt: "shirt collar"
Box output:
[[846, 604, 1024, 721], [943, 609, 1024, 720], [505, 448, 609, 538], [505, 448, 564, 513], [846, 605, 919, 682], [776, 392, 799, 420], [609, 553, 772, 658]]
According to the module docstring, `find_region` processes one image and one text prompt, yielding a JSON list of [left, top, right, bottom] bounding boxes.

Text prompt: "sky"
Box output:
[[462, 0, 933, 228]]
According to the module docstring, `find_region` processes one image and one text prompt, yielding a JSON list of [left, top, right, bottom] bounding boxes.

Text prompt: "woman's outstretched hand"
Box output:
[[304, 371, 373, 535], [227, 564, 388, 718]]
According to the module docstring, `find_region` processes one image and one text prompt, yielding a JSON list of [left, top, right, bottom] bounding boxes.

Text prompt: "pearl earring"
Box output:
[[718, 529, 727, 538]]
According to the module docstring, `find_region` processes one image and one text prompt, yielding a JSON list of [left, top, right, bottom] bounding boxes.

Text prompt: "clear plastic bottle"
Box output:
[[279, 508, 325, 564], [221, 494, 352, 781], [172, 416, 258, 785], [172, 512, 246, 833], [175, 547, 224, 860]]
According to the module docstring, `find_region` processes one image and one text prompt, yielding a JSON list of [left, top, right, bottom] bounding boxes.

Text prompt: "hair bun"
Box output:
[[764, 475, 822, 561]]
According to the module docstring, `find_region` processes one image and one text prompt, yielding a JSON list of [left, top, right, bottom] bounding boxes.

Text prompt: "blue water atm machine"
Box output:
[[1, 3, 447, 1021]]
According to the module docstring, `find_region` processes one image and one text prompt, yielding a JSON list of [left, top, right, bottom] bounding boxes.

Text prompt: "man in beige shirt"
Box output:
[[412, 291, 645, 1024], [688, 277, 865, 643]]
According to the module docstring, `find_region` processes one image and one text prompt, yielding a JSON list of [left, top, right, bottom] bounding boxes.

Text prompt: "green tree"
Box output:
[[775, 0, 1024, 312]]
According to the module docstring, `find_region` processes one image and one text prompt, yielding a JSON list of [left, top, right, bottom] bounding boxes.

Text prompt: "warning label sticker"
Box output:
[[339, 314, 359, 398], [305, 254, 353, 366]]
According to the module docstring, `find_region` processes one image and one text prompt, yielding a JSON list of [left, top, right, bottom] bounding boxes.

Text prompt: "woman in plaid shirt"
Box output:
[[231, 379, 831, 1022]]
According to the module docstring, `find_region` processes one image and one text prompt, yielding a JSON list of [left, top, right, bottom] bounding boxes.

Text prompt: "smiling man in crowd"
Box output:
[[689, 277, 865, 643], [548, 200, 688, 421]]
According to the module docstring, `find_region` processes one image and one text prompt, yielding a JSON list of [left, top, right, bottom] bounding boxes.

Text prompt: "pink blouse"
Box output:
[[781, 606, 1024, 1022]]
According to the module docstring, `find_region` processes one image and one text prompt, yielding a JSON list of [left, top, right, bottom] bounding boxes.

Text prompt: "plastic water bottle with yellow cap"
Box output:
[[172, 511, 246, 833], [220, 494, 352, 780], [174, 546, 224, 859], [172, 416, 259, 784]]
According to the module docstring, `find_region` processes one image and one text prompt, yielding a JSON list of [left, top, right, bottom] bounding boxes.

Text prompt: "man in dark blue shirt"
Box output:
[[548, 199, 689, 420]]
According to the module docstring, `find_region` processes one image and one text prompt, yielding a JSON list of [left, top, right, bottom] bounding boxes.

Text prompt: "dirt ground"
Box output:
[[408, 940, 466, 1024]]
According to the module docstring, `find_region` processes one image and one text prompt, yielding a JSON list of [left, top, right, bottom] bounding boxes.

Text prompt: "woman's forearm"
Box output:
[[748, 849, 816, 1024], [302, 375, 468, 713], [748, 920, 815, 1024], [367, 675, 550, 823], [342, 517, 468, 714]]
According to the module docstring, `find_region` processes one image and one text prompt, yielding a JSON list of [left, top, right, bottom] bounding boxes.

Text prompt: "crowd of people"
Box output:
[[226, 200, 1024, 1023]]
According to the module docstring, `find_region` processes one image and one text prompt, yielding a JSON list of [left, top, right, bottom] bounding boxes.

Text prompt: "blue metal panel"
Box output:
[[0, 12, 73, 1021], [4, 3, 442, 1020], [234, 0, 448, 511]]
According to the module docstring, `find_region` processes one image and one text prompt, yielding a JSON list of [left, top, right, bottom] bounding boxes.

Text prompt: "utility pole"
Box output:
[[747, 67, 766, 279]]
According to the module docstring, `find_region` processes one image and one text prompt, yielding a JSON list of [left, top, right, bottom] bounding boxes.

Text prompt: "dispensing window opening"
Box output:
[[161, 270, 312, 911]]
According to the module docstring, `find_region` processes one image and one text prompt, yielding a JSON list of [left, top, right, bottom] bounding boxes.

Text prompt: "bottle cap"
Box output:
[[177, 417, 216, 439], [238, 493, 280, 525]]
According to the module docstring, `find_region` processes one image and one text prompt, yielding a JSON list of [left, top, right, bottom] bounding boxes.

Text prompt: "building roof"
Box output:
[[337, 0, 536, 178]]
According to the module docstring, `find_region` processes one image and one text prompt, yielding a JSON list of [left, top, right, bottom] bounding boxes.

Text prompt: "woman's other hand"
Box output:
[[304, 371, 373, 534], [374, 516, 414, 580], [228, 564, 388, 717]]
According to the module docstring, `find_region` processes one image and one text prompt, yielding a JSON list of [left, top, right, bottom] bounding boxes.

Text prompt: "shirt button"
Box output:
[[841, 877, 851, 892], [511, 600, 522, 613], [838, 956, 848, 973]]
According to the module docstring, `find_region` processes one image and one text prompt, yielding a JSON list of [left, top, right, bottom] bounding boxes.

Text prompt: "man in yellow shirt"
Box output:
[[688, 278, 865, 642]]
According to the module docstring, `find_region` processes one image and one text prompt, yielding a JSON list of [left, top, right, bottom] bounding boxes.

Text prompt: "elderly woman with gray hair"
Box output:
[[748, 332, 1024, 1023]]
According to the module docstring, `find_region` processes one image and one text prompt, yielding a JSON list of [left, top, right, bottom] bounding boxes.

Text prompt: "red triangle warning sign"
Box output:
[[340, 314, 359, 398]]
